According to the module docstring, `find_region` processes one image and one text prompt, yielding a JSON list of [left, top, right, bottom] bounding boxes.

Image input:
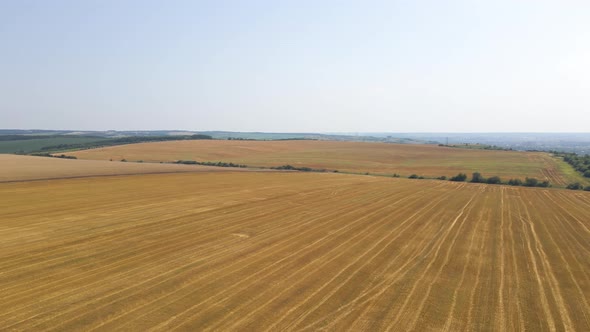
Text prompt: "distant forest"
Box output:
[[37, 134, 212, 152], [0, 134, 211, 154]]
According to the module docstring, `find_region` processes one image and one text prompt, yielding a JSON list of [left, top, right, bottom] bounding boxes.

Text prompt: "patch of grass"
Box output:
[[553, 156, 590, 186]]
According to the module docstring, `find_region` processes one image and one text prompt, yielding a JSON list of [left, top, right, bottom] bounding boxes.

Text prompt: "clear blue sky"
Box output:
[[1, 0, 589, 132]]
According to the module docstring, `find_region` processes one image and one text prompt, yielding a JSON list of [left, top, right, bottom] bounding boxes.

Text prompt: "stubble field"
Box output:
[[1, 171, 589, 331], [0, 154, 252, 182], [65, 140, 577, 185]]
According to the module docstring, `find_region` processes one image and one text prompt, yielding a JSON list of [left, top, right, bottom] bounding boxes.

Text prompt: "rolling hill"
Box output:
[[66, 140, 582, 185]]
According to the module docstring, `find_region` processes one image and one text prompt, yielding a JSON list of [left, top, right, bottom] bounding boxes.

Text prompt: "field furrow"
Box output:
[[1, 172, 589, 331]]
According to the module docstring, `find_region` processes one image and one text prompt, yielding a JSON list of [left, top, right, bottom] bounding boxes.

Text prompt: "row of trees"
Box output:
[[174, 159, 588, 191], [554, 152, 590, 178], [271, 165, 329, 172], [407, 172, 551, 188], [175, 160, 248, 168], [438, 143, 512, 151], [31, 153, 77, 159], [470, 173, 550, 187], [410, 170, 590, 190], [566, 182, 590, 191], [551, 152, 590, 190], [39, 134, 213, 152]]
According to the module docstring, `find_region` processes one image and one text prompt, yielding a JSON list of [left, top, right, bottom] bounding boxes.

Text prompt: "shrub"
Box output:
[[486, 176, 502, 184], [524, 177, 539, 187], [450, 173, 467, 182], [508, 178, 523, 186], [566, 182, 584, 190], [176, 160, 197, 164], [272, 165, 296, 170], [176, 160, 248, 168], [471, 172, 485, 183], [584, 170, 590, 178], [584, 186, 590, 191], [408, 174, 419, 179], [56, 154, 77, 159], [437, 176, 447, 180], [271, 165, 323, 172], [538, 180, 551, 188]]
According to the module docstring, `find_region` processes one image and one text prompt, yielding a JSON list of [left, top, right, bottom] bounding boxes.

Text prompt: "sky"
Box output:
[[1, 0, 589, 133]]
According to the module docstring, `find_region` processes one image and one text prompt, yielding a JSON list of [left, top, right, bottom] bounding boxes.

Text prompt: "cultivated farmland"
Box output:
[[0, 154, 251, 182], [66, 140, 578, 185], [1, 172, 589, 331]]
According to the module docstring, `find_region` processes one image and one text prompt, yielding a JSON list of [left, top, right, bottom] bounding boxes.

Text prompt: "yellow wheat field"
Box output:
[[1, 172, 589, 331]]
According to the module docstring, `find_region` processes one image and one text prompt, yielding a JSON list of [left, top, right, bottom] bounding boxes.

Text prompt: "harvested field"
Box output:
[[66, 140, 576, 184], [1, 172, 589, 331], [0, 154, 251, 182]]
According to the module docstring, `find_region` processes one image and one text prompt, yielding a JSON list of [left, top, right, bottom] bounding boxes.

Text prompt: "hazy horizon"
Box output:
[[4, 128, 590, 136], [2, 1, 589, 132]]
